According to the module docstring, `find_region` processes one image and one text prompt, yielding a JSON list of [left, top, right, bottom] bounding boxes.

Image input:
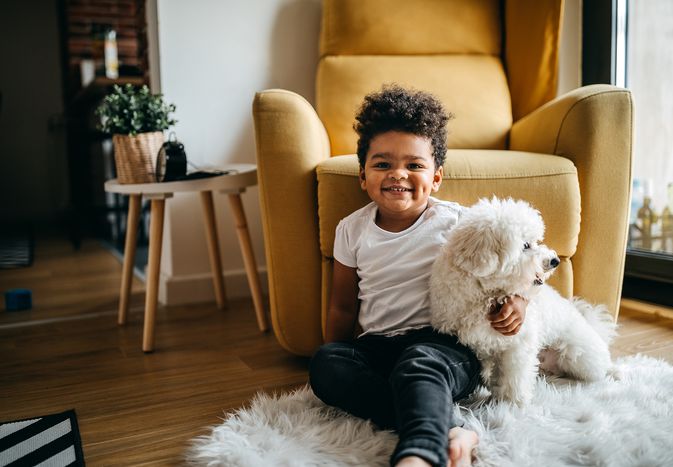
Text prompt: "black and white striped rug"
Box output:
[[0, 410, 85, 466], [0, 229, 33, 269]]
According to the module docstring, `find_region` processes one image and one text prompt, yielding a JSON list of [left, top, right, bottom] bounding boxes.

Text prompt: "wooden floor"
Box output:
[[612, 299, 673, 361], [1, 237, 672, 465], [0, 238, 309, 465]]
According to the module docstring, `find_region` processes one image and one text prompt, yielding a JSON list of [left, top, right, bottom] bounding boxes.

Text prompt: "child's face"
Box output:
[[359, 131, 443, 221]]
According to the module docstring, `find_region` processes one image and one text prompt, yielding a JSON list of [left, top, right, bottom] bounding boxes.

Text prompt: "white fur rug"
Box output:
[[187, 355, 673, 466]]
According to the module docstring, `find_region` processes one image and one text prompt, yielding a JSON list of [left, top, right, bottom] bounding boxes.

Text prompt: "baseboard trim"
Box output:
[[620, 297, 673, 320], [158, 268, 268, 306]]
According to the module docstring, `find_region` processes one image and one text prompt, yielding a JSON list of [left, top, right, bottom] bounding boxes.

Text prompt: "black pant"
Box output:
[[309, 327, 481, 467]]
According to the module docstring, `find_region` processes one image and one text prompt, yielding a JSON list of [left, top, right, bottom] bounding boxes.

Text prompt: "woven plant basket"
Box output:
[[112, 131, 164, 184]]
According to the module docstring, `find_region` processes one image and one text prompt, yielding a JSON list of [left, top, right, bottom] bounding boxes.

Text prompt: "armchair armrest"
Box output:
[[511, 84, 634, 317], [253, 89, 331, 355]]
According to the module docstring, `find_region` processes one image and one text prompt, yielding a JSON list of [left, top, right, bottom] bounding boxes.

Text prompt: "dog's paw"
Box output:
[[480, 361, 495, 385], [491, 385, 532, 407], [538, 348, 561, 376], [607, 365, 622, 381]]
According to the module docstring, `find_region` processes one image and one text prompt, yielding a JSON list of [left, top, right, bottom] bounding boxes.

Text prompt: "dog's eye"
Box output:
[[523, 242, 531, 250]]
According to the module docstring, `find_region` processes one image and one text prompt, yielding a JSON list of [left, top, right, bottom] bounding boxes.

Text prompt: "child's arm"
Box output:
[[324, 260, 360, 343], [488, 295, 527, 336]]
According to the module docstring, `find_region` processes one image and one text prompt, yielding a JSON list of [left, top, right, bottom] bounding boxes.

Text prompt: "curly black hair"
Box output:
[[353, 84, 453, 169]]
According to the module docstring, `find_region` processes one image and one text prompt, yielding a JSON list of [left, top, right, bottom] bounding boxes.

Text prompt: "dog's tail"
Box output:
[[572, 298, 618, 345]]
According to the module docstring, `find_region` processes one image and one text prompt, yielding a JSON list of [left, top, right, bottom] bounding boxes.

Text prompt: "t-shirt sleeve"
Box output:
[[434, 201, 464, 244], [333, 220, 357, 268]]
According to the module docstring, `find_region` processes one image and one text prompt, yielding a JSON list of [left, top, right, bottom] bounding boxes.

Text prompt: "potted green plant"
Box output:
[[96, 84, 177, 184]]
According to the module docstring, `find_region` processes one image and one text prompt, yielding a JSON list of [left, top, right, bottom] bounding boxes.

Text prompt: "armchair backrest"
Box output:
[[316, 0, 563, 155]]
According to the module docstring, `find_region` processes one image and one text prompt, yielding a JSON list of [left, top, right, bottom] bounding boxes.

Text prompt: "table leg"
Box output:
[[143, 198, 165, 353], [118, 194, 141, 326], [228, 193, 269, 332], [200, 191, 227, 310]]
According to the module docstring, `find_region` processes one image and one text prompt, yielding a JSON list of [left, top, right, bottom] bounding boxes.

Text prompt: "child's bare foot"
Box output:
[[448, 427, 478, 467], [396, 455, 432, 467]]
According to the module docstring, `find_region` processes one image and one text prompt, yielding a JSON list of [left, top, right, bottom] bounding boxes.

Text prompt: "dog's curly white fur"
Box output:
[[430, 197, 617, 405]]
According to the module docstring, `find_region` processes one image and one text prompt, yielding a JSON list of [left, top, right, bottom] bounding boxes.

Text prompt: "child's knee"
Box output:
[[309, 343, 352, 399]]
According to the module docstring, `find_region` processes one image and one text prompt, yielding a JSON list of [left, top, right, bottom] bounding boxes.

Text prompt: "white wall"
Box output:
[[153, 0, 581, 304], [156, 0, 322, 303]]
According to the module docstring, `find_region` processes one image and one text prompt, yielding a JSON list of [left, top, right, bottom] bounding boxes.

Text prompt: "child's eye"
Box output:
[[523, 242, 531, 250], [408, 163, 424, 170], [373, 162, 390, 169]]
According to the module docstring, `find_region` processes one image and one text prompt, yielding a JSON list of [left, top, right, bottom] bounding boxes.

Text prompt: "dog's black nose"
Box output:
[[550, 257, 560, 268]]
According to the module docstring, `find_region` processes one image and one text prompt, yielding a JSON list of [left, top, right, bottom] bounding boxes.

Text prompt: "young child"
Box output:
[[309, 85, 527, 467]]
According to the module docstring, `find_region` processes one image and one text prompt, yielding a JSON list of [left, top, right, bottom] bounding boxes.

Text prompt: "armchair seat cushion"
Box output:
[[317, 150, 580, 296]]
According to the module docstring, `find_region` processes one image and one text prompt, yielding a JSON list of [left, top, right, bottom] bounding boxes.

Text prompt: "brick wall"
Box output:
[[62, 0, 148, 96]]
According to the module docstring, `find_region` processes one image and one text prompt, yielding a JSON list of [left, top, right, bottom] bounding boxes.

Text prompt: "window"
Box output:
[[584, 0, 673, 306]]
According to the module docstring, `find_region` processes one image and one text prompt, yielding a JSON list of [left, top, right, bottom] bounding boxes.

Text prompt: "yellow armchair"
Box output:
[[253, 0, 633, 356]]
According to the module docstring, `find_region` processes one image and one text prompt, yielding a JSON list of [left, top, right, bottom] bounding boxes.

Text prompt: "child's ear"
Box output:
[[359, 168, 367, 190], [450, 223, 499, 277], [432, 165, 443, 192]]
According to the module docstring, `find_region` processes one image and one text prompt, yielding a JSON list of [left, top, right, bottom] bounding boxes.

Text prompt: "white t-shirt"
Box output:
[[333, 196, 462, 336]]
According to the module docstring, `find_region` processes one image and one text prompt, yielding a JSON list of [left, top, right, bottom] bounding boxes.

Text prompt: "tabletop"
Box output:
[[104, 163, 257, 195]]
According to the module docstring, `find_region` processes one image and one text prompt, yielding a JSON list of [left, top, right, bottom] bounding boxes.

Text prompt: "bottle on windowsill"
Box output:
[[663, 183, 673, 253], [637, 197, 657, 250], [104, 28, 119, 79]]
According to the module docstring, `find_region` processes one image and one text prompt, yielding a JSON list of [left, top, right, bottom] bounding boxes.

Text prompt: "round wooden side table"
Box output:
[[104, 164, 268, 352]]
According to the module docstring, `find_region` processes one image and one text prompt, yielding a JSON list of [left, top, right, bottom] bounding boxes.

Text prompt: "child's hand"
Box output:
[[488, 295, 527, 336]]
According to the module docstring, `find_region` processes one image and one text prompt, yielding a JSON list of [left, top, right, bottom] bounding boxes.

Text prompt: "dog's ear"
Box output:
[[448, 223, 500, 277]]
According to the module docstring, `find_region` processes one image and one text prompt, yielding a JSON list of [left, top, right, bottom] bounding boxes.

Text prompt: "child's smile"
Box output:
[[382, 184, 413, 193], [360, 131, 443, 232]]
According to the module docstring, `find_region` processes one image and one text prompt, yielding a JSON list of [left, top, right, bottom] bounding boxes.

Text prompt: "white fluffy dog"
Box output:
[[430, 197, 617, 405]]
